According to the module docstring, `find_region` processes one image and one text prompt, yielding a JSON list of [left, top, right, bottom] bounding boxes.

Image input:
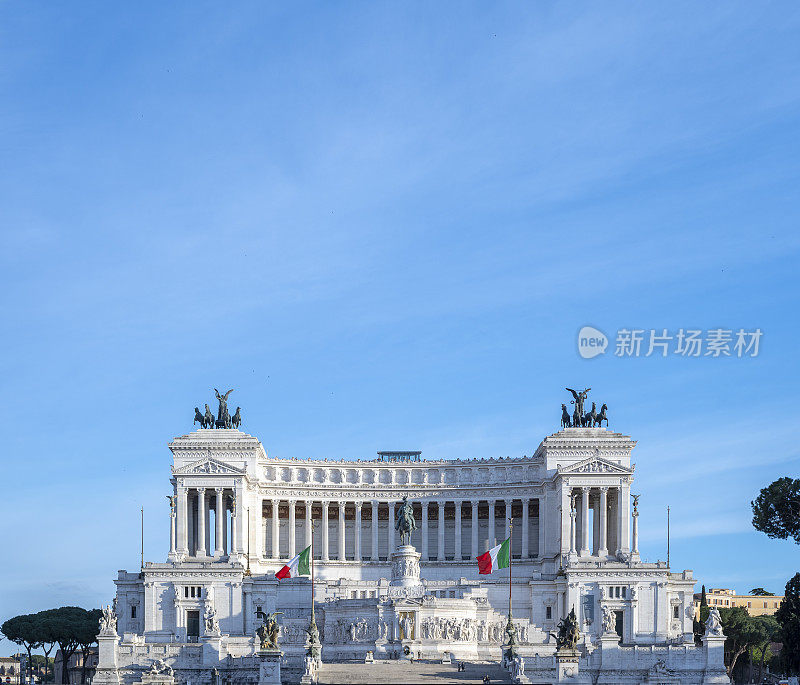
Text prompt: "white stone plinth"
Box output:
[[93, 632, 120, 685], [390, 545, 421, 587], [257, 649, 282, 685], [701, 635, 729, 684], [555, 648, 590, 684]]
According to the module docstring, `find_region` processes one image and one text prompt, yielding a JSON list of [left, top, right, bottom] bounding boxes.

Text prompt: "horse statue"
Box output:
[[560, 404, 572, 428], [203, 404, 215, 429], [583, 402, 597, 428], [193, 407, 205, 428], [231, 407, 241, 429], [571, 403, 581, 428], [395, 496, 417, 546], [593, 403, 608, 427]]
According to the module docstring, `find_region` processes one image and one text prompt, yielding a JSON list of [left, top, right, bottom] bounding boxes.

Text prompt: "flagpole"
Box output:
[[508, 516, 513, 620], [311, 518, 316, 624]]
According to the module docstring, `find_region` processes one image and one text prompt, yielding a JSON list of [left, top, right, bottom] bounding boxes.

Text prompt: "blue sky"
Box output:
[[1, 2, 799, 643]]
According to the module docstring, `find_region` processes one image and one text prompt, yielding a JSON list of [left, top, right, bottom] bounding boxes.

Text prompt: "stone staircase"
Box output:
[[315, 660, 512, 684]]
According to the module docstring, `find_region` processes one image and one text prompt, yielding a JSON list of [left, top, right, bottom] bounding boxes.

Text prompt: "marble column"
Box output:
[[569, 497, 577, 555], [230, 497, 238, 555], [437, 501, 445, 561], [196, 488, 207, 556], [592, 494, 600, 555], [177, 484, 189, 556], [454, 501, 462, 560], [354, 502, 362, 561], [222, 498, 228, 554], [371, 501, 379, 561], [215, 488, 224, 557], [169, 495, 177, 560], [471, 500, 479, 559], [598, 487, 609, 557], [288, 500, 296, 558], [205, 498, 211, 555], [521, 499, 529, 558], [322, 501, 330, 561], [505, 499, 513, 554], [538, 491, 547, 559], [388, 501, 396, 554], [620, 484, 631, 555], [271, 499, 279, 559], [305, 501, 312, 551], [632, 503, 640, 556], [580, 487, 590, 556], [421, 502, 429, 560], [338, 502, 346, 560], [488, 499, 496, 548]]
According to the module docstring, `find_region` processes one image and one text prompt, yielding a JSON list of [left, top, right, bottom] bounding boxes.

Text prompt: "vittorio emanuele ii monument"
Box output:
[[93, 388, 729, 684]]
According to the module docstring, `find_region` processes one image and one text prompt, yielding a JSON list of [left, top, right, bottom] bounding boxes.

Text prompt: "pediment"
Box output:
[[173, 457, 246, 476], [558, 456, 633, 475]]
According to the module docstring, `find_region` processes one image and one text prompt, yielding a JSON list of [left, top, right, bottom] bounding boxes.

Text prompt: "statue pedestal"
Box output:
[[93, 631, 120, 685], [597, 633, 621, 682], [555, 648, 589, 684], [257, 649, 282, 685], [701, 635, 729, 684], [390, 545, 421, 587]]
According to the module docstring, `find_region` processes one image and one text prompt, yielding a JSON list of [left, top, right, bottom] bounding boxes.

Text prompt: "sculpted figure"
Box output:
[[594, 403, 609, 427], [99, 604, 117, 633], [193, 407, 205, 427], [214, 388, 233, 428], [704, 607, 724, 637], [566, 387, 591, 425], [601, 605, 616, 634], [395, 496, 417, 546], [256, 611, 283, 649], [550, 608, 580, 650], [231, 407, 242, 429]]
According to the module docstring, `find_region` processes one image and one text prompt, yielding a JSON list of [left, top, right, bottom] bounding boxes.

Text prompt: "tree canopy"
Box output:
[[750, 587, 775, 596], [752, 477, 800, 544], [776, 572, 800, 675], [1, 608, 100, 685]]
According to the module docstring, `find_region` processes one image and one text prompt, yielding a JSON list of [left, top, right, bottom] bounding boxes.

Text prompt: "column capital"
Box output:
[[214, 486, 224, 494], [581, 486, 591, 494], [355, 501, 363, 510], [197, 486, 207, 494], [598, 486, 609, 494], [322, 500, 330, 508]]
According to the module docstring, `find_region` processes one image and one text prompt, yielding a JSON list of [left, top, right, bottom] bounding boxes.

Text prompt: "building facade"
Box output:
[[100, 420, 728, 684], [694, 588, 784, 617]]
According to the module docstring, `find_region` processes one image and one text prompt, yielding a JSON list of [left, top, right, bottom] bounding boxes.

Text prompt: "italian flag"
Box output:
[[476, 537, 510, 575], [275, 545, 311, 580]]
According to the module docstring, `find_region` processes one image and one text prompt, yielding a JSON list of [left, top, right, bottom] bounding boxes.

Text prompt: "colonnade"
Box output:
[[259, 498, 542, 563], [172, 486, 238, 558], [567, 485, 630, 558]]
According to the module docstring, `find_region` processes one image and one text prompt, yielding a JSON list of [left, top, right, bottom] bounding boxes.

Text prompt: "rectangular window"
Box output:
[[185, 587, 189, 598], [546, 606, 552, 620], [131, 606, 136, 619], [622, 588, 627, 598], [673, 605, 679, 619]]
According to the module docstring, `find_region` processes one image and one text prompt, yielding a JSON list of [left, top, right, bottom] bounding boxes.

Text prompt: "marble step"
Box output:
[[316, 660, 512, 684]]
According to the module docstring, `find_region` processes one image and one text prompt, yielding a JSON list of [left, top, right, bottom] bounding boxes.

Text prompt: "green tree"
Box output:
[[747, 615, 781, 683], [752, 477, 800, 544], [750, 587, 774, 596], [776, 572, 800, 675], [39, 607, 93, 684], [1, 614, 41, 683], [719, 607, 761, 681], [74, 610, 101, 684]]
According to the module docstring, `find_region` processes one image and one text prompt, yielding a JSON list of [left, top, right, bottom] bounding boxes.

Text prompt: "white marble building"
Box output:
[[101, 424, 728, 684]]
